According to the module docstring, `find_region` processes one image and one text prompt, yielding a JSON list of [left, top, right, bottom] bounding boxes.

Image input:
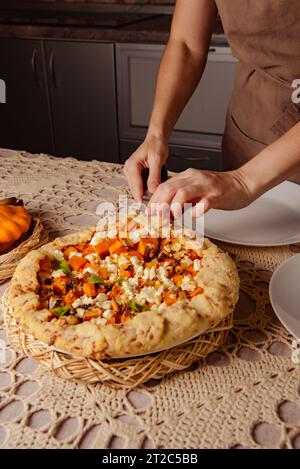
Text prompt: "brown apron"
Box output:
[[215, 0, 300, 183]]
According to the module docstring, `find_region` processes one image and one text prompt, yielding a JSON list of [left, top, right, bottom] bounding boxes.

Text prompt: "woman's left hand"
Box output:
[[148, 168, 254, 217]]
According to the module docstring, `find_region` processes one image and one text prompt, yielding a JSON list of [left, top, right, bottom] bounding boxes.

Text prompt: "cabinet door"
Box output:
[[44, 41, 119, 162], [0, 38, 54, 154]]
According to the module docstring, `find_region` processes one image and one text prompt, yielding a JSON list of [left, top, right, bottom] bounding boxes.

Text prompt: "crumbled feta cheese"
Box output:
[[85, 253, 98, 263], [194, 259, 201, 272], [52, 249, 64, 261], [95, 318, 107, 326], [136, 286, 159, 305], [121, 281, 135, 300], [157, 266, 168, 278], [142, 267, 150, 281], [102, 309, 115, 319], [130, 256, 141, 266], [119, 256, 130, 266], [129, 230, 141, 243], [72, 295, 94, 308], [104, 257, 118, 273], [181, 275, 196, 292], [90, 232, 105, 246], [76, 308, 85, 318], [149, 266, 156, 280], [134, 265, 144, 278], [128, 276, 139, 287], [49, 296, 59, 310], [101, 300, 112, 310], [95, 293, 108, 303], [69, 251, 82, 259], [156, 266, 176, 290], [172, 242, 181, 252], [83, 266, 99, 276], [52, 269, 67, 278], [182, 256, 193, 266], [107, 229, 117, 239], [82, 296, 95, 305]]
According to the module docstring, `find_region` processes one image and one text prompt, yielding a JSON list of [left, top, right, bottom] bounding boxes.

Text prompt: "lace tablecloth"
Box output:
[[0, 148, 300, 449]]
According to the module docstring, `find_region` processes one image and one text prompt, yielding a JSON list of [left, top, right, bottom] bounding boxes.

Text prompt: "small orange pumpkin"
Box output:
[[0, 202, 31, 254]]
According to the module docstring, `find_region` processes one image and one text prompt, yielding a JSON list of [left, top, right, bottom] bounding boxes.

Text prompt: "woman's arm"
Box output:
[[148, 121, 300, 217], [239, 121, 300, 196], [147, 0, 217, 141], [124, 0, 218, 201]]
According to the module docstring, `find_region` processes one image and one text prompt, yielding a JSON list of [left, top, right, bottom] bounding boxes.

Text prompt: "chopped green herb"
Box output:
[[55, 259, 72, 276], [128, 299, 148, 313], [115, 278, 124, 286], [55, 305, 71, 317], [88, 276, 106, 285]]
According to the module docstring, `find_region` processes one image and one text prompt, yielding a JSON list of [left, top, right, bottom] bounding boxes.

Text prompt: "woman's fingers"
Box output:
[[170, 185, 201, 217], [192, 198, 211, 217], [148, 178, 181, 213], [123, 158, 144, 202], [147, 153, 163, 194]]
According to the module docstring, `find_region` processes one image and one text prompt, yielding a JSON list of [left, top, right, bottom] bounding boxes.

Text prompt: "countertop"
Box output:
[[0, 13, 227, 45]]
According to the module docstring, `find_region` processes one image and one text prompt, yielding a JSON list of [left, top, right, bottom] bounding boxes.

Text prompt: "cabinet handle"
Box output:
[[49, 50, 58, 88], [31, 49, 40, 87], [171, 152, 211, 162]]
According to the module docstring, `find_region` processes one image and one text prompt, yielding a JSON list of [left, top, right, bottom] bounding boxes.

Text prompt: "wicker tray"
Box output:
[[0, 218, 49, 284], [2, 288, 233, 389]]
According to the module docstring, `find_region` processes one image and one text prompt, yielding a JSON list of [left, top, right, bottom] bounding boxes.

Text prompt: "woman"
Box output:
[[124, 0, 300, 217]]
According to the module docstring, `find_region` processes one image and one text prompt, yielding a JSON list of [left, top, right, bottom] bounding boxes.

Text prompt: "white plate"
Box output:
[[269, 254, 300, 339], [204, 181, 300, 247]]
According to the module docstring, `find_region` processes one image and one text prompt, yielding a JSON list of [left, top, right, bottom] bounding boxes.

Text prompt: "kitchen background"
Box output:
[[0, 0, 235, 172]]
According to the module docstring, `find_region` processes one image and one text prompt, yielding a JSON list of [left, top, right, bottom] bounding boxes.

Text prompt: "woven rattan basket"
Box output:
[[2, 289, 233, 389], [0, 218, 49, 284]]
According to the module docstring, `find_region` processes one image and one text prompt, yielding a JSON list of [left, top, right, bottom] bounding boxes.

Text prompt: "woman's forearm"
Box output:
[[238, 122, 300, 197], [147, 0, 217, 141]]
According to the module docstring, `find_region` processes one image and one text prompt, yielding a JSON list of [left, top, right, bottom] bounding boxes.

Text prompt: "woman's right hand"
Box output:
[[124, 135, 168, 202]]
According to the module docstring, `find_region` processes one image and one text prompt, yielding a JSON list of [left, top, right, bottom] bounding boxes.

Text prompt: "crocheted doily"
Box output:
[[0, 149, 299, 449]]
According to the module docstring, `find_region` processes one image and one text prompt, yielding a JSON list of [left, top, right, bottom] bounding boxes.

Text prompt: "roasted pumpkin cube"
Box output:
[[68, 255, 87, 272], [95, 239, 116, 257], [83, 282, 97, 297]]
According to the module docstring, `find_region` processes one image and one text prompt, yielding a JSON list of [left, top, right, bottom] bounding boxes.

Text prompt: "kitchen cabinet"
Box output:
[[117, 43, 237, 170], [0, 38, 119, 163], [0, 38, 54, 154], [44, 41, 119, 162]]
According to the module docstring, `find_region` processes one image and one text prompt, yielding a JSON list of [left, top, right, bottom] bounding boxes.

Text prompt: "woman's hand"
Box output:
[[148, 167, 254, 217], [124, 136, 168, 202]]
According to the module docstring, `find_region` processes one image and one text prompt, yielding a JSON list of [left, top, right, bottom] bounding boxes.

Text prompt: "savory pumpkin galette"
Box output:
[[9, 216, 239, 359]]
